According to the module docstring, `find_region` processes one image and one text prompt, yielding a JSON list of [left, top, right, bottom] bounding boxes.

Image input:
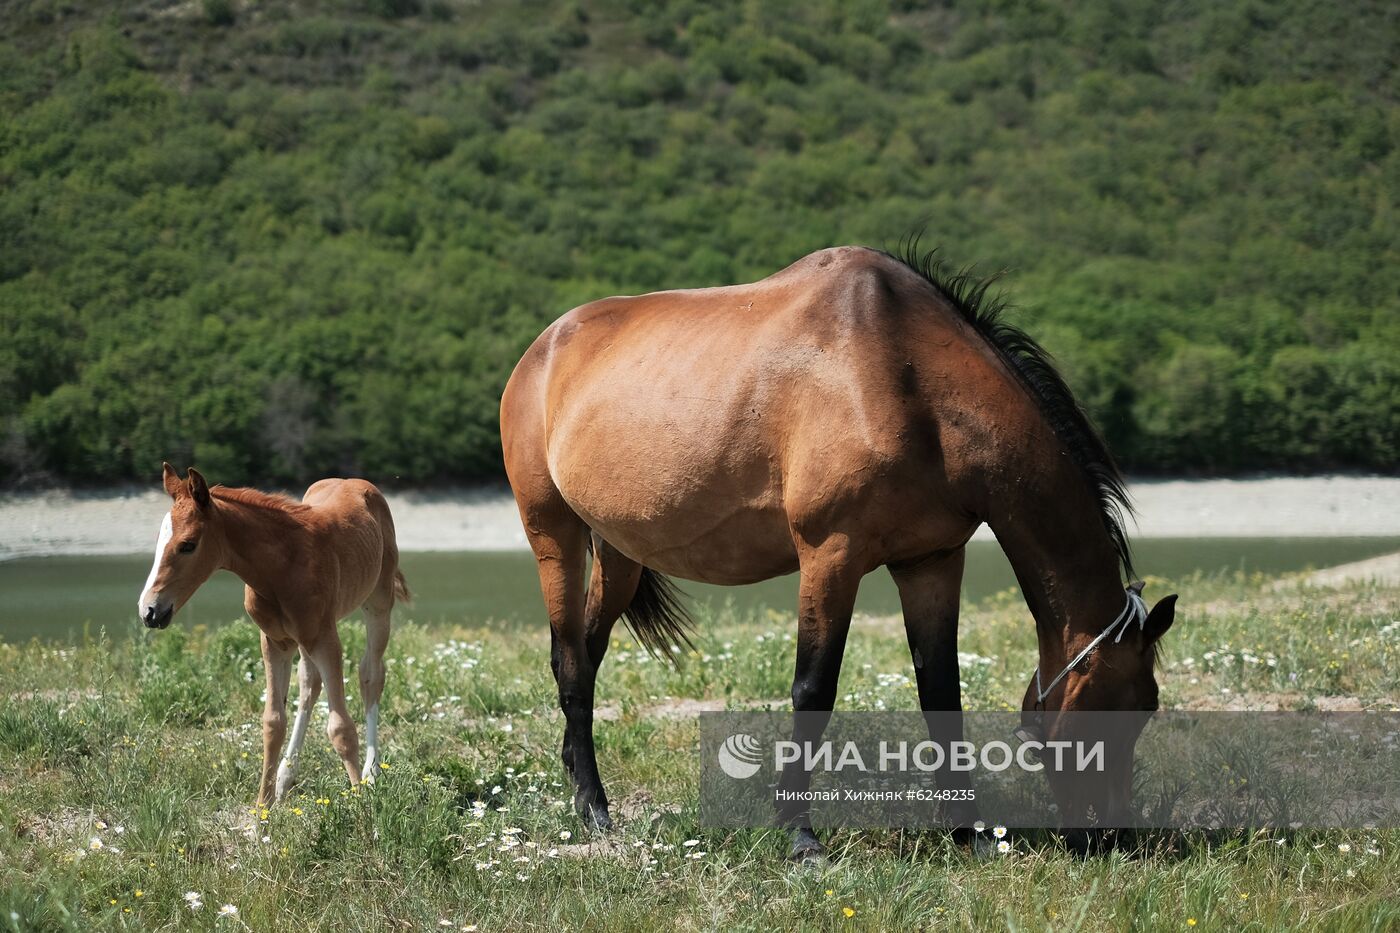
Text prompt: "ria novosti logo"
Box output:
[[716, 732, 1111, 780], [717, 733, 764, 779]]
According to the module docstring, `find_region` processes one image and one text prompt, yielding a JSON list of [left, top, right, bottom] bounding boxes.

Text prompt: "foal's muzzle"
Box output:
[[143, 604, 173, 629]]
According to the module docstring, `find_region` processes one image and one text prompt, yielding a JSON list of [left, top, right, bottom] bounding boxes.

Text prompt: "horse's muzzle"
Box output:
[[143, 604, 173, 629]]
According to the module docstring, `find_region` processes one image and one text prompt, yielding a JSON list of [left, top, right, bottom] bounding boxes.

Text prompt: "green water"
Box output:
[[1, 538, 1396, 643]]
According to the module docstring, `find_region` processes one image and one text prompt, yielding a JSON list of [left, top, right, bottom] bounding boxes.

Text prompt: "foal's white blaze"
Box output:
[[138, 511, 173, 614]]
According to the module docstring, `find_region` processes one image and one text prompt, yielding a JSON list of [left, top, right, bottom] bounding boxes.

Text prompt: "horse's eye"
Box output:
[[177, 540, 198, 554]]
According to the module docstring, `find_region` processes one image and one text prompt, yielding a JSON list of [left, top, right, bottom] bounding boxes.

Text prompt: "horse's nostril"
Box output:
[[143, 604, 172, 628]]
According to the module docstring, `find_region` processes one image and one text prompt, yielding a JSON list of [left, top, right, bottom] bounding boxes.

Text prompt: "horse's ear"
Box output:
[[162, 462, 183, 499], [1144, 594, 1178, 644], [186, 467, 211, 510]]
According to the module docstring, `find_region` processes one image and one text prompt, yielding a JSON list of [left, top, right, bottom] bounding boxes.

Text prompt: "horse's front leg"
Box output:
[[781, 544, 861, 862], [890, 548, 984, 842], [256, 634, 296, 806]]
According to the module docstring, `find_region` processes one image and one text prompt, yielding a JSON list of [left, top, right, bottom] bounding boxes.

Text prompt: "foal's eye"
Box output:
[[177, 540, 198, 554]]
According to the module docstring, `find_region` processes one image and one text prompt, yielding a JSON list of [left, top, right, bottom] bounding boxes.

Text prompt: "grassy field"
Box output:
[[2, 571, 1398, 931]]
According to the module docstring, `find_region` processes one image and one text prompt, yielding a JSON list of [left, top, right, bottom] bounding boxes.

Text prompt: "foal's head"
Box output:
[[1020, 587, 1179, 828], [137, 463, 223, 629]]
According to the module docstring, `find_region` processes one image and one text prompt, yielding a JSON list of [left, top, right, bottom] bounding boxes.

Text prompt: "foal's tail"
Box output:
[[392, 568, 413, 607], [623, 567, 696, 666]]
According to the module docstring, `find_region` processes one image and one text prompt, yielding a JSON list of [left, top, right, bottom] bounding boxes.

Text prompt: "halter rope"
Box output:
[[1031, 590, 1148, 707]]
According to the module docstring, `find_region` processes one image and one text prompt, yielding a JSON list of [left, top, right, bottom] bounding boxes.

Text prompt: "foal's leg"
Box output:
[[274, 653, 322, 801], [781, 544, 862, 861], [303, 627, 362, 786], [256, 634, 296, 806], [562, 535, 641, 778], [359, 600, 392, 780], [889, 548, 983, 838]]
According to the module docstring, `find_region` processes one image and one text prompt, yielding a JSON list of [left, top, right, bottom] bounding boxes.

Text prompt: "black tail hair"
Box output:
[[623, 567, 696, 666]]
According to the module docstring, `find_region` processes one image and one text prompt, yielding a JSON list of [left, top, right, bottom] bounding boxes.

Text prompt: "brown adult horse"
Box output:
[[137, 464, 409, 805], [501, 245, 1179, 859]]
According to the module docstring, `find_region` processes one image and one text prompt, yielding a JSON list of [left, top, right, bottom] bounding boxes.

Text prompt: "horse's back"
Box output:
[[502, 246, 1000, 580]]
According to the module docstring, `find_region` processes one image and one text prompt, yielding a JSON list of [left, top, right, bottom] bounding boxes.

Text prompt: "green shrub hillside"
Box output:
[[0, 0, 1396, 485]]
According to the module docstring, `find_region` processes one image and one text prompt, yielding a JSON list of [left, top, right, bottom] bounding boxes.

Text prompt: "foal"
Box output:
[[137, 463, 409, 804]]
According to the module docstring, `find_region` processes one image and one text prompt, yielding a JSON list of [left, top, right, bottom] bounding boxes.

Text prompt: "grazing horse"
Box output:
[[500, 244, 1179, 859], [137, 464, 409, 805]]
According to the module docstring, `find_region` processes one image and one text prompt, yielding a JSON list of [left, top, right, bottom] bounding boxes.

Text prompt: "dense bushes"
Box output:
[[0, 0, 1396, 486]]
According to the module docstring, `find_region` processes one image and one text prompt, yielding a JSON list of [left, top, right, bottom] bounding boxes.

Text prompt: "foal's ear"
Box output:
[[1144, 594, 1178, 644], [162, 462, 183, 499], [186, 467, 211, 510]]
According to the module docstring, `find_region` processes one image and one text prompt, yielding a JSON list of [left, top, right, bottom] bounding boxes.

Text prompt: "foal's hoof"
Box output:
[[273, 764, 296, 802]]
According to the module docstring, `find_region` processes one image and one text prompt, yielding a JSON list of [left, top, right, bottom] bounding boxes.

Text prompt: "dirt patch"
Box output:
[[11, 808, 92, 846], [1180, 692, 1307, 712], [1178, 692, 1394, 712], [612, 788, 681, 826], [593, 696, 788, 723], [554, 839, 628, 860]]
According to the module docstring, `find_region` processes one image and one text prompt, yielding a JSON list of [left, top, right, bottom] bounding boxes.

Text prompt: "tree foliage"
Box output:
[[1, 0, 1396, 486]]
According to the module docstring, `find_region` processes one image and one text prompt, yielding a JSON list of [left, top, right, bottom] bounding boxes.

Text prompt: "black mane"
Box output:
[[889, 239, 1136, 581]]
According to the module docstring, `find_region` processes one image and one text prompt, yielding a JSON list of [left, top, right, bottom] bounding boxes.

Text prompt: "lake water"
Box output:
[[1, 537, 1396, 643]]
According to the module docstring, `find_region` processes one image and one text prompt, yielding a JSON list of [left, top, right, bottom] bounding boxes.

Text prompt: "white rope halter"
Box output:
[[1031, 590, 1149, 707]]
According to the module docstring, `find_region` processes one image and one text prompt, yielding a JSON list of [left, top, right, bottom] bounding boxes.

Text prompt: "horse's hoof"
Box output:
[[788, 829, 826, 865], [970, 834, 997, 861], [1061, 828, 1112, 857], [584, 805, 613, 832]]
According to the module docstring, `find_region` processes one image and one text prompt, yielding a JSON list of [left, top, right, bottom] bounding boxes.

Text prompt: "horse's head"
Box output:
[[137, 463, 221, 629], [1019, 585, 1178, 829]]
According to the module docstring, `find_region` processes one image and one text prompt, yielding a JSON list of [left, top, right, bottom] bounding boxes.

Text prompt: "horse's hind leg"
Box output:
[[521, 496, 611, 827], [585, 534, 642, 664], [302, 626, 362, 787], [359, 593, 392, 779], [561, 534, 642, 778], [889, 548, 983, 838], [274, 653, 323, 801]]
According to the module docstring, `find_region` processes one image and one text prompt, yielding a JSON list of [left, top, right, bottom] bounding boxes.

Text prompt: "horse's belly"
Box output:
[[593, 505, 799, 585], [554, 453, 798, 585]]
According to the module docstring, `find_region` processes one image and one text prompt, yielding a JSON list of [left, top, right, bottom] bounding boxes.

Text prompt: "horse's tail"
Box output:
[[623, 567, 696, 666], [392, 568, 413, 606]]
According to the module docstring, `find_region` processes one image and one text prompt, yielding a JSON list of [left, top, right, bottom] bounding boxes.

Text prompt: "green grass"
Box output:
[[2, 572, 1399, 930]]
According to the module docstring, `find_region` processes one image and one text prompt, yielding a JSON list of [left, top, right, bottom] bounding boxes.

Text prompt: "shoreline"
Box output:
[[1, 475, 1398, 561]]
